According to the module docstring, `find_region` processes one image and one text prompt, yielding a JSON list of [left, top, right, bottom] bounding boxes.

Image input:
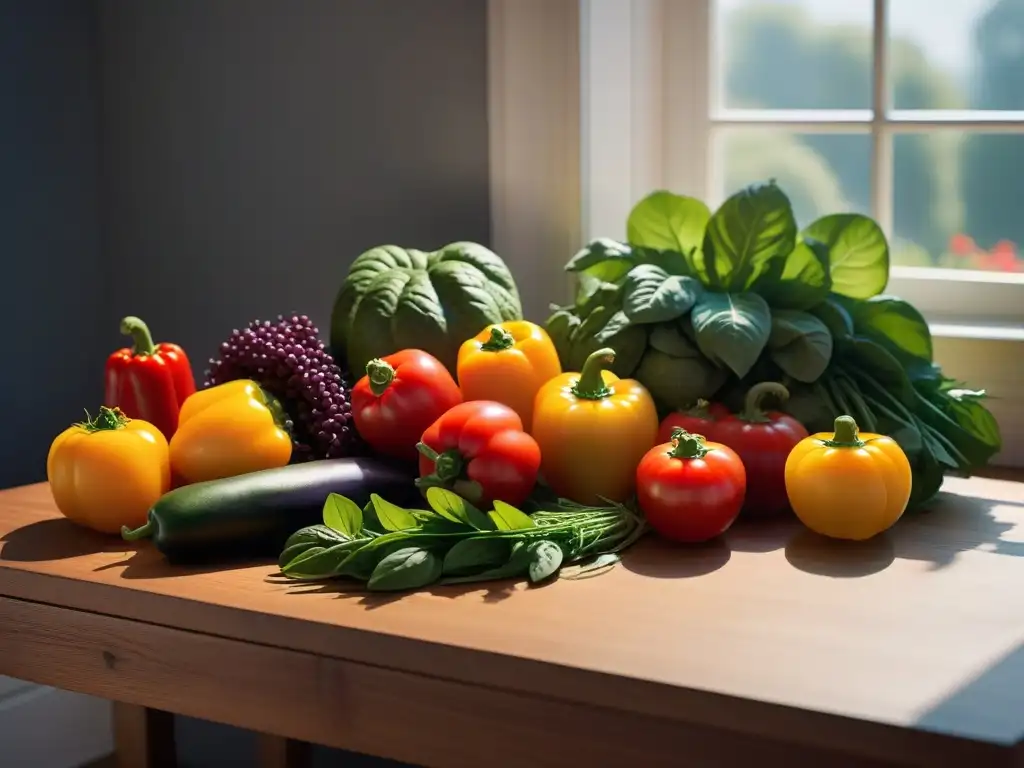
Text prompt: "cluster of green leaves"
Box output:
[[545, 182, 1002, 509], [278, 488, 647, 592]]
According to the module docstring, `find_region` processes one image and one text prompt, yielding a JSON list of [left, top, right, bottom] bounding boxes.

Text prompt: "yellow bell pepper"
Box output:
[[457, 321, 562, 431], [169, 379, 292, 484], [785, 415, 912, 540], [47, 407, 171, 534], [531, 347, 658, 505]]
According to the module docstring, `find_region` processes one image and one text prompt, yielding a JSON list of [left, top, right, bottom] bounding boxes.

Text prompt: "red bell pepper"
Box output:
[[416, 400, 541, 508], [711, 381, 808, 518], [351, 349, 463, 461], [656, 399, 730, 445], [104, 316, 196, 441]]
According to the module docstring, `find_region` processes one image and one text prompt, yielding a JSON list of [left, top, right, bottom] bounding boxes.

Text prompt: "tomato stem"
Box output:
[[571, 347, 616, 400], [365, 358, 396, 397], [667, 427, 711, 460], [120, 316, 157, 356], [740, 381, 790, 423], [76, 406, 130, 433], [825, 415, 865, 448], [480, 326, 515, 352]]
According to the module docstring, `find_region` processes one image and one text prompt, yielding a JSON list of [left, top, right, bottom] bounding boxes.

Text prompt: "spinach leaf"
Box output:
[[626, 190, 710, 276], [702, 181, 797, 291], [564, 238, 638, 284], [834, 295, 935, 381], [439, 540, 533, 586], [593, 310, 632, 343], [425, 487, 495, 531], [810, 296, 854, 340], [768, 309, 834, 383], [527, 540, 564, 584], [281, 524, 348, 552], [370, 493, 418, 532], [441, 538, 513, 577], [322, 493, 363, 536], [802, 214, 889, 300], [281, 539, 368, 579], [648, 322, 698, 358], [635, 347, 728, 409], [545, 308, 582, 365], [751, 238, 831, 310], [488, 500, 536, 531], [367, 547, 443, 592], [690, 291, 772, 378], [621, 265, 702, 323], [569, 307, 648, 378]]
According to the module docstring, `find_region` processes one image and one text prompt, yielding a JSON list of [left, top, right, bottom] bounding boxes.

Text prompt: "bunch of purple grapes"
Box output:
[[204, 314, 362, 461]]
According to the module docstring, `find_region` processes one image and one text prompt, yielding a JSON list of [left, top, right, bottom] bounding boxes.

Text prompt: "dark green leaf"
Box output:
[[621, 264, 702, 323], [281, 540, 368, 579], [439, 540, 532, 586], [488, 500, 536, 531], [803, 214, 889, 299], [635, 347, 728, 410], [370, 494, 418, 532], [593, 310, 633, 343], [576, 279, 624, 316], [337, 532, 419, 580], [425, 487, 495, 531], [690, 291, 772, 378], [648, 323, 700, 358], [441, 538, 513, 577], [768, 309, 833, 383], [564, 238, 638, 284], [569, 307, 648, 378], [322, 493, 363, 536], [282, 524, 348, 552], [702, 181, 797, 291], [527, 540, 564, 584], [545, 308, 582, 365], [834, 295, 934, 380], [626, 191, 710, 276], [367, 547, 443, 592], [751, 237, 831, 310], [810, 297, 854, 340]]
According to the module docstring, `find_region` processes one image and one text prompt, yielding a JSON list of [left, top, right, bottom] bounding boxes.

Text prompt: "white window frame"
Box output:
[[488, 0, 1023, 466]]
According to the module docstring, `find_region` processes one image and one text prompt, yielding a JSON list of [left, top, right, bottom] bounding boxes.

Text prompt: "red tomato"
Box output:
[[713, 382, 809, 518], [656, 399, 730, 445], [351, 349, 463, 461], [417, 400, 541, 508], [636, 429, 746, 543]]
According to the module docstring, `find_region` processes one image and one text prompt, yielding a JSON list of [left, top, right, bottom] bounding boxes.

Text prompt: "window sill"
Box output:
[[928, 320, 1024, 342]]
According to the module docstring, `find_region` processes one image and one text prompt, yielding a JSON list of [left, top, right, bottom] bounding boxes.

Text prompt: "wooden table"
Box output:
[[0, 477, 1022, 768]]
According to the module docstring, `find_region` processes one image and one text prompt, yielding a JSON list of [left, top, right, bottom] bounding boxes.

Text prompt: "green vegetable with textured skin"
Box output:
[[278, 487, 647, 592], [330, 241, 523, 375], [546, 181, 1001, 511]]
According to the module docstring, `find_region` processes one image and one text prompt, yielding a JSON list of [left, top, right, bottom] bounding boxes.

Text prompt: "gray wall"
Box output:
[[4, 1, 490, 766]]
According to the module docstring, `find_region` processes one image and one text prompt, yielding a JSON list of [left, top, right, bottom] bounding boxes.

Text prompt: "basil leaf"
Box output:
[[802, 213, 889, 300], [322, 493, 363, 536], [439, 540, 532, 586], [281, 540, 368, 580], [441, 538, 514, 577], [703, 181, 797, 291], [367, 547, 443, 592], [565, 238, 638, 284], [768, 309, 834, 383], [527, 540, 564, 584], [626, 190, 710, 276], [622, 264, 702, 323], [488, 500, 536, 531], [370, 494, 418, 532], [751, 238, 831, 310], [425, 487, 495, 531], [690, 291, 772, 379]]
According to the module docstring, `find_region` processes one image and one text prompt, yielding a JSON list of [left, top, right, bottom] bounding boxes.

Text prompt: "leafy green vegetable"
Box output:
[[802, 214, 889, 299], [371, 493, 419, 532], [751, 238, 831, 310], [768, 309, 834, 383], [622, 265, 702, 323], [527, 541, 564, 584], [626, 190, 710, 277], [322, 493, 363, 537], [425, 487, 495, 531], [367, 547, 443, 592], [690, 291, 772, 378], [489, 500, 536, 531]]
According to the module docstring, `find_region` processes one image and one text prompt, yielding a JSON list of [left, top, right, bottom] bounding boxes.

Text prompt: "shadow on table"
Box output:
[[0, 518, 127, 561], [98, 547, 271, 579], [620, 536, 732, 578], [784, 529, 896, 578], [269, 571, 523, 608]]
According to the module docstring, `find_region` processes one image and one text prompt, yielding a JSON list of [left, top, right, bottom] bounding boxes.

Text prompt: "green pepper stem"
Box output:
[[825, 415, 865, 447], [120, 316, 157, 356], [685, 399, 712, 418], [479, 326, 515, 352], [571, 347, 616, 400], [121, 521, 152, 541], [740, 381, 790, 423], [77, 406, 130, 433], [365, 358, 396, 397], [433, 449, 464, 482], [667, 427, 712, 460]]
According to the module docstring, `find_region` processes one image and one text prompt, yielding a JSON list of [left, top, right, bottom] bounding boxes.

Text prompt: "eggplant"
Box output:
[[122, 457, 419, 564]]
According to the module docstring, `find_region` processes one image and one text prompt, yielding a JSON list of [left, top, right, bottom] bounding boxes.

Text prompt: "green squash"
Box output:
[[330, 241, 523, 376]]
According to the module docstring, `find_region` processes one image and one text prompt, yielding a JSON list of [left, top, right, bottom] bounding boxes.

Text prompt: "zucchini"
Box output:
[[122, 458, 419, 564]]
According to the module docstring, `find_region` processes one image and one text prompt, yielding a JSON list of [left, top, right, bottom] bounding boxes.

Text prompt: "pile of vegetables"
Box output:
[[545, 183, 1002, 509]]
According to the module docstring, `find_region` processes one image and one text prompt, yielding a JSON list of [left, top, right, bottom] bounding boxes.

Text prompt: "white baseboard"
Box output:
[[0, 678, 112, 768]]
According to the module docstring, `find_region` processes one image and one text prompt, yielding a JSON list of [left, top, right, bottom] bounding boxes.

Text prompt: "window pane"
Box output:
[[713, 130, 871, 228], [890, 0, 1024, 111], [893, 132, 1024, 273], [715, 0, 873, 111]]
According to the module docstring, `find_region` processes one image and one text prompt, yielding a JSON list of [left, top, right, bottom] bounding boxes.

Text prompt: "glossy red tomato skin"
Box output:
[[655, 402, 730, 445], [635, 441, 746, 543], [712, 413, 808, 518], [351, 349, 463, 461]]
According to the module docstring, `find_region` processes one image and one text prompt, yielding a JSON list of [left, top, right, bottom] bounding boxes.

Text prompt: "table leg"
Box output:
[[256, 733, 312, 768], [112, 702, 177, 768]]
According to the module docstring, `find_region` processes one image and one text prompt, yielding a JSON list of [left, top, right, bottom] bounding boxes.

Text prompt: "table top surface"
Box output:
[[1, 476, 1022, 751]]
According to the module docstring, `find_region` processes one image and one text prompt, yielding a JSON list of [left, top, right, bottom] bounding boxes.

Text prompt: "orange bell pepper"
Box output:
[[456, 321, 562, 431], [169, 379, 292, 484], [531, 347, 659, 505]]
